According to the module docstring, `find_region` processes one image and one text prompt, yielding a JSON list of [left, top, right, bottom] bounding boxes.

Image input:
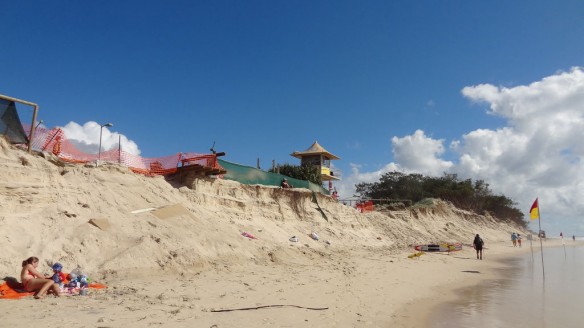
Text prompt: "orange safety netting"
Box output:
[[41, 128, 97, 163], [21, 125, 223, 177], [181, 152, 223, 170], [356, 200, 374, 213], [124, 151, 181, 176]]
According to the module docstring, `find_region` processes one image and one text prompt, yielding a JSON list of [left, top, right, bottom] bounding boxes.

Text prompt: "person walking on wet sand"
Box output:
[[517, 234, 522, 247], [473, 234, 484, 260]]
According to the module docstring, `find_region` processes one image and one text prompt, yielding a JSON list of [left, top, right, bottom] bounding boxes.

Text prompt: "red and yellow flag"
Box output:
[[530, 198, 539, 220]]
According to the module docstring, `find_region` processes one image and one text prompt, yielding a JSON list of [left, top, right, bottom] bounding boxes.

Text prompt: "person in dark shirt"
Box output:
[[473, 234, 484, 260], [281, 178, 291, 188]]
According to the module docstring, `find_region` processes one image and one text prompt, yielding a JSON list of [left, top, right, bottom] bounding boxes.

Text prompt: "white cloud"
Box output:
[[338, 67, 584, 235], [392, 130, 454, 176], [335, 162, 401, 199], [336, 131, 453, 198], [60, 121, 141, 155]]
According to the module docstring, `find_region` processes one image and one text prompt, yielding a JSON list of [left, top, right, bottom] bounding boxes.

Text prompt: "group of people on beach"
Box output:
[[511, 232, 522, 247]]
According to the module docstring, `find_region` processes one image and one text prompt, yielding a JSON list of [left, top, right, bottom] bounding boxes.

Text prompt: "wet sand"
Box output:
[[427, 241, 584, 328]]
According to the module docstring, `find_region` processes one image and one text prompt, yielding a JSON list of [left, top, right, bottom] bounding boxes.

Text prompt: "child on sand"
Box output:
[[21, 257, 61, 299]]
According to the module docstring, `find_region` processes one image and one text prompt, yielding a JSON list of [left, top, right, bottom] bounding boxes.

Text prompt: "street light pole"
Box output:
[[98, 123, 113, 165]]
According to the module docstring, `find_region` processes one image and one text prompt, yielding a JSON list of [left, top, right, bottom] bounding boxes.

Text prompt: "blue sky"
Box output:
[[2, 1, 584, 237]]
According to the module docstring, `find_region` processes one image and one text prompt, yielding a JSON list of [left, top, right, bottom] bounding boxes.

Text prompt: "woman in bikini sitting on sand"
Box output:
[[21, 257, 60, 299]]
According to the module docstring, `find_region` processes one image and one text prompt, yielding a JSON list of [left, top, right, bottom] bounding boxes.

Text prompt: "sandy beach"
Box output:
[[0, 137, 542, 327], [1, 241, 555, 328]]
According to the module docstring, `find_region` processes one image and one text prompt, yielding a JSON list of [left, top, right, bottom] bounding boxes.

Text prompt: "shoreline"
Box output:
[[394, 238, 579, 328], [390, 241, 528, 327]]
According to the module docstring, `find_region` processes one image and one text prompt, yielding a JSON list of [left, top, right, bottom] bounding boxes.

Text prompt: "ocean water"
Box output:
[[429, 242, 584, 328]]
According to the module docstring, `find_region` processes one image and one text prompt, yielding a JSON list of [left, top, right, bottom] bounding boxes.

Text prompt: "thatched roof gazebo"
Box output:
[[290, 141, 340, 181]]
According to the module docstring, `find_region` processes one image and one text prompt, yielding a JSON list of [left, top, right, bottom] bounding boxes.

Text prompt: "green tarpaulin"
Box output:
[[218, 159, 329, 195]]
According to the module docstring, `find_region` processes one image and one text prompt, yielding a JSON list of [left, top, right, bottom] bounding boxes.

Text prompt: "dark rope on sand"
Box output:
[[210, 304, 329, 312]]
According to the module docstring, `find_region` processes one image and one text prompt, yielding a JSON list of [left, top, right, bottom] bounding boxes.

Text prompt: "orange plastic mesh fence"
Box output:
[[28, 125, 55, 151], [122, 152, 181, 175], [42, 128, 97, 163], [180, 152, 223, 170], [356, 200, 374, 213], [20, 125, 214, 176]]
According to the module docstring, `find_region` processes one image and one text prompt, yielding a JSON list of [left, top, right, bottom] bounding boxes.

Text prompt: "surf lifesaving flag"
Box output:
[[530, 198, 540, 220]]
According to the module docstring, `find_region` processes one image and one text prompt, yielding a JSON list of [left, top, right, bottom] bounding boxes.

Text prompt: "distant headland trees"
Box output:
[[355, 172, 527, 228]]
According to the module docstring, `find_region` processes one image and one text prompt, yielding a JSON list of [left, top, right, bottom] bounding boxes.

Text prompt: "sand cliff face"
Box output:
[[0, 137, 523, 279]]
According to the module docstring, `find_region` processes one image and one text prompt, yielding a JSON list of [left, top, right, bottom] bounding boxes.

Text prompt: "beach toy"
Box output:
[[79, 275, 89, 288], [69, 267, 84, 283], [408, 251, 425, 259], [241, 232, 257, 239], [70, 267, 84, 277]]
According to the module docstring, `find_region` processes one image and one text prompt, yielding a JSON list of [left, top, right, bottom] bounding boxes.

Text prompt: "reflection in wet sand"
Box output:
[[429, 246, 584, 328]]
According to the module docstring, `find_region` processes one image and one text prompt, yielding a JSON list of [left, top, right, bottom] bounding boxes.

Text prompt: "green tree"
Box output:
[[270, 164, 322, 186], [356, 171, 527, 228]]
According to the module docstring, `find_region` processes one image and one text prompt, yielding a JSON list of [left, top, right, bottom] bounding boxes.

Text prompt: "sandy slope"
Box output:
[[0, 137, 533, 327]]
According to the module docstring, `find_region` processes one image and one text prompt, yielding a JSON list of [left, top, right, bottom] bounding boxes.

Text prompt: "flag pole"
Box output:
[[538, 201, 545, 281], [529, 234, 534, 261], [561, 233, 566, 259]]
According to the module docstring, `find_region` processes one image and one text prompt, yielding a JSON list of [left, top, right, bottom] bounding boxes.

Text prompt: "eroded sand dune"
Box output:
[[0, 137, 532, 327]]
